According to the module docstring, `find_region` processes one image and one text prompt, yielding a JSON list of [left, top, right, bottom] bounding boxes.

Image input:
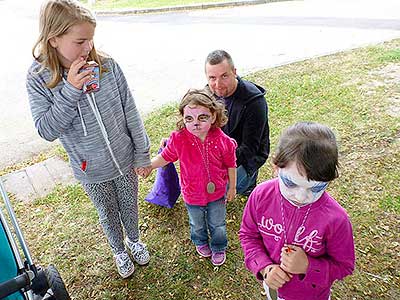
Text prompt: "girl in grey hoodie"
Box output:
[[26, 0, 151, 279]]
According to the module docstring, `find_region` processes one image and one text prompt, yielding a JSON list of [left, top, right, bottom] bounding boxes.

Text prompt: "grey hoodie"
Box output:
[[26, 57, 150, 184]]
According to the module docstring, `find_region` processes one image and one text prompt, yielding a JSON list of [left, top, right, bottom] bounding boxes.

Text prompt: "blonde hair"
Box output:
[[177, 88, 228, 130], [32, 0, 105, 88]]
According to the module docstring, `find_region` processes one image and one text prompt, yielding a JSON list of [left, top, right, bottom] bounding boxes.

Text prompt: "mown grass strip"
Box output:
[[80, 0, 237, 10]]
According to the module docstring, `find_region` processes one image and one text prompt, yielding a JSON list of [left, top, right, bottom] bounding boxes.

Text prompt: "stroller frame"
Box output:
[[0, 179, 70, 300]]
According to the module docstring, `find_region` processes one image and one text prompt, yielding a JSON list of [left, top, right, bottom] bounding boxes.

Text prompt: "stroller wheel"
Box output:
[[44, 265, 71, 300]]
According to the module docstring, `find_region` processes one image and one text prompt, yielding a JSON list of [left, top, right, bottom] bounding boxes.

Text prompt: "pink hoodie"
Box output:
[[239, 179, 355, 300], [161, 127, 237, 206]]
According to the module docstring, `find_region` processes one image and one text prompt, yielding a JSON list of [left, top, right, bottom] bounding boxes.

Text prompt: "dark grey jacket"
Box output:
[[208, 77, 270, 175], [26, 57, 150, 184]]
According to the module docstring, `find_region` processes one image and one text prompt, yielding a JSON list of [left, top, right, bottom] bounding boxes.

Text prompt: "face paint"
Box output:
[[278, 162, 328, 206], [183, 105, 215, 141]]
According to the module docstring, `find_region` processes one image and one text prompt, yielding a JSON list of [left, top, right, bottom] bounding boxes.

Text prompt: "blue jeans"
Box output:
[[185, 198, 227, 252], [236, 165, 258, 195]]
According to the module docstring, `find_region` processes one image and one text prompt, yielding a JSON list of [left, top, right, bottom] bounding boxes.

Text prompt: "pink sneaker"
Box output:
[[211, 251, 226, 266], [196, 244, 212, 258]]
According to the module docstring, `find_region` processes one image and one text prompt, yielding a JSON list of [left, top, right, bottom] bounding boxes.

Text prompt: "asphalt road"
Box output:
[[1, 0, 399, 170]]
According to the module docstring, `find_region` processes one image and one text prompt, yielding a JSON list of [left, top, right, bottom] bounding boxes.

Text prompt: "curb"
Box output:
[[95, 0, 284, 16], [1, 157, 77, 202]]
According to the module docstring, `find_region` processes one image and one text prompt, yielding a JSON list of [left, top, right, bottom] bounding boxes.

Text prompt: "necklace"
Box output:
[[193, 137, 215, 194], [279, 196, 312, 247]]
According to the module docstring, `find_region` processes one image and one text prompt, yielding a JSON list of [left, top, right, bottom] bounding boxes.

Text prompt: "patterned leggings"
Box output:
[[82, 169, 139, 255]]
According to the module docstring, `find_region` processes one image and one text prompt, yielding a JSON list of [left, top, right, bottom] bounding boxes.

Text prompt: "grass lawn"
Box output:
[[7, 39, 400, 299], [79, 0, 235, 10]]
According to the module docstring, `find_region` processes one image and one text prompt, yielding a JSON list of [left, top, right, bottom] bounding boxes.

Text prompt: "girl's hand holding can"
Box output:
[[67, 57, 92, 90]]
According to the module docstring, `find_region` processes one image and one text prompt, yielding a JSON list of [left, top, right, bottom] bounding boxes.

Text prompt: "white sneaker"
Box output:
[[125, 238, 150, 265], [114, 251, 134, 278]]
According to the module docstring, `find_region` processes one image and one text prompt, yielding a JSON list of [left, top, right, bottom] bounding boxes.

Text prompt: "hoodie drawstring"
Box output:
[[86, 93, 123, 175], [62, 78, 88, 137], [77, 101, 88, 136]]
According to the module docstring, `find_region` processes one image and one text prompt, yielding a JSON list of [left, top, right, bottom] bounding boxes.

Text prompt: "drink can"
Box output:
[[81, 61, 100, 93]]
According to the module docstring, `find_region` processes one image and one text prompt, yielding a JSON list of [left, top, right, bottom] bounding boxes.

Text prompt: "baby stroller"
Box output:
[[0, 179, 70, 300]]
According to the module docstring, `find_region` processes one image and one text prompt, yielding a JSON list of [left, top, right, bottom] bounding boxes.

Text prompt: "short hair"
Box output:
[[177, 88, 228, 130], [205, 50, 235, 70], [32, 0, 105, 88], [272, 122, 339, 182]]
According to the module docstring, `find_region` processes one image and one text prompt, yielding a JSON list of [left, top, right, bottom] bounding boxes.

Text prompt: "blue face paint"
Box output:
[[278, 163, 329, 206], [310, 182, 329, 194], [280, 174, 297, 188]]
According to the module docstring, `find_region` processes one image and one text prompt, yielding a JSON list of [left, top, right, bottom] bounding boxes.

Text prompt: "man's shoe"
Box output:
[[125, 238, 150, 265], [196, 244, 212, 258], [115, 251, 135, 278]]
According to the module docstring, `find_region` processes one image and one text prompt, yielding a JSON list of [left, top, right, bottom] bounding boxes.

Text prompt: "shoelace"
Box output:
[[115, 252, 129, 265], [132, 242, 145, 253]]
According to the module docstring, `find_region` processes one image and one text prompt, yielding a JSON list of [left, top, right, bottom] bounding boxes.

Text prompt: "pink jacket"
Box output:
[[161, 127, 237, 206], [239, 179, 355, 300]]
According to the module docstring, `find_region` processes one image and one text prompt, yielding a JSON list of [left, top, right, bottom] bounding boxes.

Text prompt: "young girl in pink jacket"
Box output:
[[239, 122, 355, 300], [143, 88, 237, 266]]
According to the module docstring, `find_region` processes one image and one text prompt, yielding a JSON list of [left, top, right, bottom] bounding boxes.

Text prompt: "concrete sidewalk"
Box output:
[[1, 157, 77, 202]]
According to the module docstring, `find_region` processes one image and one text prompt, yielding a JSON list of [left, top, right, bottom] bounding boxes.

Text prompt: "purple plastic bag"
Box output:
[[145, 148, 180, 208]]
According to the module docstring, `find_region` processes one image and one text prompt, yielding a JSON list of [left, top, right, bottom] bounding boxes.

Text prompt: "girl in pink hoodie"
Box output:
[[239, 122, 355, 300], [144, 88, 237, 266]]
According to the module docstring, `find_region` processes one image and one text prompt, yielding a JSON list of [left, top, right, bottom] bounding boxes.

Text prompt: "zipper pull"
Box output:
[[81, 160, 87, 172]]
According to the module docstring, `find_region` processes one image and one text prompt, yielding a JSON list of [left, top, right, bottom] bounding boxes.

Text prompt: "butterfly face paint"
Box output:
[[278, 162, 328, 206], [183, 105, 215, 141]]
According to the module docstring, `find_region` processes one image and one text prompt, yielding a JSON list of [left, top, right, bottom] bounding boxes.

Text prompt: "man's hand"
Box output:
[[159, 137, 168, 148]]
